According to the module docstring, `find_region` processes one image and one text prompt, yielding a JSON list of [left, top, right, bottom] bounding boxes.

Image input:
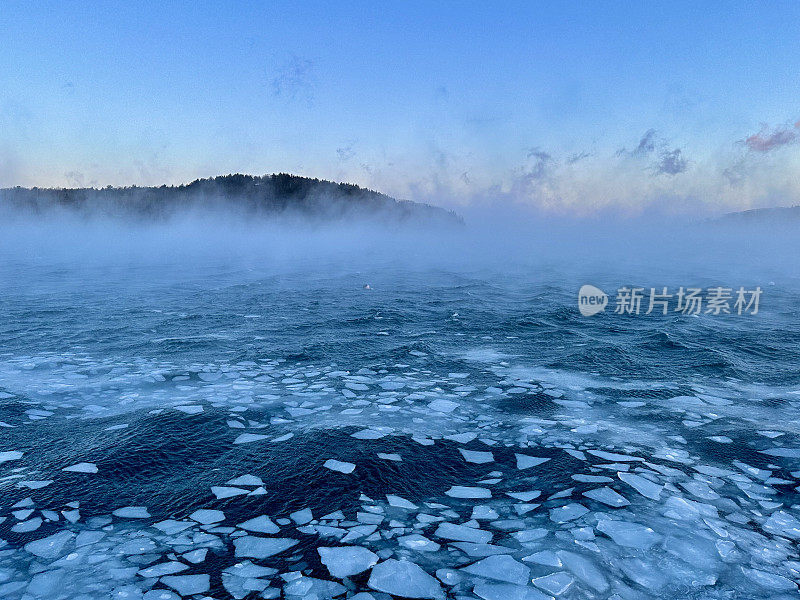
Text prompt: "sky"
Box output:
[[1, 1, 799, 215]]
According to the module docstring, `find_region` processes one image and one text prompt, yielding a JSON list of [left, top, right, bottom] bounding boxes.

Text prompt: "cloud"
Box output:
[[566, 151, 591, 164], [744, 122, 799, 152], [271, 55, 315, 103], [618, 129, 657, 158], [522, 148, 554, 181], [336, 146, 355, 162], [654, 148, 688, 176]]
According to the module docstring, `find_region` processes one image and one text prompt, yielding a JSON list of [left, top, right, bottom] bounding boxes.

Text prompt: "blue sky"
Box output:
[[2, 1, 799, 214]]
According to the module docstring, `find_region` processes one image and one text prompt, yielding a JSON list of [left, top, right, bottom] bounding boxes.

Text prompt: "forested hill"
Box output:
[[0, 173, 463, 226]]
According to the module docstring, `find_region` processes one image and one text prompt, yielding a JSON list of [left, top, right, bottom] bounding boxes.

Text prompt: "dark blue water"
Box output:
[[1, 223, 800, 599]]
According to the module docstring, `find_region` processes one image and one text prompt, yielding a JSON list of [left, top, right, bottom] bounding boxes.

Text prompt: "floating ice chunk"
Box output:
[[12, 517, 42, 533], [387, 495, 418, 509], [174, 405, 203, 414], [506, 490, 541, 502], [582, 487, 630, 507], [351, 429, 386, 440], [741, 567, 797, 591], [472, 505, 499, 520], [161, 574, 210, 596], [523, 550, 561, 567], [451, 543, 509, 557], [428, 400, 459, 413], [619, 558, 667, 590], [662, 496, 718, 520], [515, 454, 550, 469], [472, 582, 551, 600], [368, 559, 444, 599], [460, 449, 494, 464], [434, 522, 492, 543], [378, 453, 402, 461], [233, 433, 270, 444], [572, 474, 613, 483], [290, 508, 313, 524], [24, 531, 74, 558], [237, 515, 280, 534], [446, 486, 491, 499], [760, 447, 800, 458], [234, 536, 298, 559], [189, 509, 225, 524], [318, 546, 379, 577], [588, 449, 643, 462], [138, 561, 189, 577], [113, 506, 150, 518], [17, 480, 52, 489], [557, 550, 608, 592], [533, 571, 573, 595], [549, 503, 588, 522], [461, 555, 530, 585], [62, 462, 98, 473], [273, 433, 293, 442], [182, 548, 208, 563], [152, 519, 194, 535], [762, 510, 800, 539], [324, 459, 356, 474], [284, 575, 347, 597], [596, 519, 661, 549], [618, 472, 663, 500], [211, 486, 249, 499], [398, 534, 441, 552], [227, 474, 264, 486], [445, 432, 478, 444]]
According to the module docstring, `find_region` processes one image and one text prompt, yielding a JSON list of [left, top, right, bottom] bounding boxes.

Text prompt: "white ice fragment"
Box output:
[[741, 567, 797, 591], [549, 503, 588, 522], [174, 405, 203, 414], [618, 472, 663, 500], [233, 433, 270, 444], [234, 536, 298, 559], [557, 550, 609, 592], [211, 486, 249, 499], [582, 487, 630, 507], [318, 545, 379, 578], [368, 559, 444, 599], [533, 571, 574, 596], [113, 506, 150, 518], [387, 495, 418, 509], [515, 453, 550, 469], [161, 574, 210, 596], [762, 510, 800, 540], [428, 399, 459, 413], [324, 459, 356, 474], [62, 462, 98, 474], [434, 522, 492, 543], [0, 450, 23, 463], [189, 509, 225, 524], [460, 449, 494, 464], [461, 555, 530, 585], [596, 519, 662, 549], [24, 531, 74, 558], [377, 453, 402, 461], [398, 534, 441, 552], [445, 486, 491, 499], [237, 515, 280, 534], [138, 561, 189, 577], [227, 474, 264, 486], [290, 508, 313, 524], [472, 582, 551, 600], [587, 450, 643, 462]]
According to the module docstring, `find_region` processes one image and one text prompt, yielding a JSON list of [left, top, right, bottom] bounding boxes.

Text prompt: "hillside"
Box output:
[[0, 174, 463, 226]]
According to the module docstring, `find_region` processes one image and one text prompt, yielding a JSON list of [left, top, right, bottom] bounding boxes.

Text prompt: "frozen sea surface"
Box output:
[[1, 226, 800, 599]]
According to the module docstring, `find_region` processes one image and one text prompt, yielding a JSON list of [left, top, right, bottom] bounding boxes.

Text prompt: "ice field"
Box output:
[[1, 225, 800, 599]]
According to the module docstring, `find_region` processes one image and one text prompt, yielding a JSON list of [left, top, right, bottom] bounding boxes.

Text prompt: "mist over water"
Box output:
[[2, 208, 800, 599]]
